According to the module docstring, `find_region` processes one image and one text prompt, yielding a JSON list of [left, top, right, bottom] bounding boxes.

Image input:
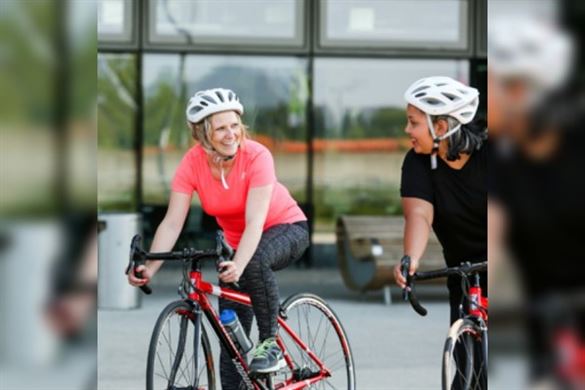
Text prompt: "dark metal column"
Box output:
[[135, 1, 144, 211]]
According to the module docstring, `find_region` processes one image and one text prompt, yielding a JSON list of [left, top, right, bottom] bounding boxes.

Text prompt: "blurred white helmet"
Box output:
[[186, 88, 244, 123], [488, 17, 573, 91], [404, 76, 479, 125]]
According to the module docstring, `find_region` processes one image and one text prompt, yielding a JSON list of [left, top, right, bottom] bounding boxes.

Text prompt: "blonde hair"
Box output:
[[188, 112, 250, 152]]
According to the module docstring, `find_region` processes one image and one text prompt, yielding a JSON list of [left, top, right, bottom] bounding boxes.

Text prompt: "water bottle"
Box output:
[[220, 309, 253, 354]]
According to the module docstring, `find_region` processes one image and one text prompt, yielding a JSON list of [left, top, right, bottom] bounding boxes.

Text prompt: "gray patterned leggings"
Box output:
[[219, 221, 310, 389]]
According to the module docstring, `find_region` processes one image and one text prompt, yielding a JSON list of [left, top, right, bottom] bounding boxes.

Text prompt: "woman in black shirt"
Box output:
[[393, 76, 488, 324]]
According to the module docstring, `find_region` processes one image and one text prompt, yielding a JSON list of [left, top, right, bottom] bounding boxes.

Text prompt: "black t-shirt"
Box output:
[[491, 131, 585, 294], [400, 147, 487, 268]]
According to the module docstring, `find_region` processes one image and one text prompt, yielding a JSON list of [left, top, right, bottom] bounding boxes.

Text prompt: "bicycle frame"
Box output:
[[468, 284, 489, 322], [465, 276, 488, 370], [184, 265, 332, 390]]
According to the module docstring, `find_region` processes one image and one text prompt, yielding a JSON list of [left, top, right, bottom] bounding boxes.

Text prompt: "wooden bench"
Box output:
[[336, 215, 444, 304]]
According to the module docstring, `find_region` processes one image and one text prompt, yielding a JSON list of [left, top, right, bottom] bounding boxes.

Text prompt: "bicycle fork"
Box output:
[[166, 303, 203, 390], [192, 304, 203, 389], [167, 315, 189, 388]]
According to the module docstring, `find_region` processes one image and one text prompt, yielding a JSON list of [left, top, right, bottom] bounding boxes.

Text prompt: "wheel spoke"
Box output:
[[279, 297, 354, 390], [444, 321, 486, 390], [148, 303, 212, 390]]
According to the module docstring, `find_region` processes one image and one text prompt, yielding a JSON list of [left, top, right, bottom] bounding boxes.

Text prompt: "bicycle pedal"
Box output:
[[292, 367, 318, 381], [249, 370, 275, 379], [249, 368, 285, 379]]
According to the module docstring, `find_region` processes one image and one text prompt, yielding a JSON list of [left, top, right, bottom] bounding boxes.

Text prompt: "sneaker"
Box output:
[[249, 337, 286, 374]]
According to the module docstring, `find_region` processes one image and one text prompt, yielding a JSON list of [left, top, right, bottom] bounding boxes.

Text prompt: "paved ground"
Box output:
[[98, 267, 524, 389]]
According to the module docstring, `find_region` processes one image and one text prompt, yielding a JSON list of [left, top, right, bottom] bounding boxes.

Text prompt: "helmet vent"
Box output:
[[201, 95, 216, 104], [215, 91, 224, 102], [442, 92, 458, 101], [412, 85, 430, 94], [422, 97, 443, 106]]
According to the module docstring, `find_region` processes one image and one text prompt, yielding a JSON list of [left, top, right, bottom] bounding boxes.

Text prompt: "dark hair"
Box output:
[[433, 116, 487, 161]]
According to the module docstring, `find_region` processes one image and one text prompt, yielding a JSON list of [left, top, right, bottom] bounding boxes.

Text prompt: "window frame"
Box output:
[[98, 0, 138, 49], [142, 0, 309, 54], [315, 0, 473, 57], [474, 0, 487, 58]]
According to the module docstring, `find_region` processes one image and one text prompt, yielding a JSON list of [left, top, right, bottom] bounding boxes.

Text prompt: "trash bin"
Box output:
[[98, 213, 141, 309], [0, 222, 60, 365]]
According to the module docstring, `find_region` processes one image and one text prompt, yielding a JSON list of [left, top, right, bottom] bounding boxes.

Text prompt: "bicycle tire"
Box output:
[[146, 300, 216, 390], [442, 318, 486, 390], [275, 293, 356, 390]]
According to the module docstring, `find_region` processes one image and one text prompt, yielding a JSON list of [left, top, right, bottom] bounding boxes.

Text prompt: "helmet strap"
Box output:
[[211, 147, 237, 162], [209, 146, 239, 190], [431, 140, 440, 170], [426, 114, 440, 170], [425, 114, 462, 170], [220, 165, 229, 190]]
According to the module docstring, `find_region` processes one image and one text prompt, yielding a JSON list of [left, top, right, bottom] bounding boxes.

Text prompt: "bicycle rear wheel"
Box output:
[[146, 300, 216, 390], [275, 293, 356, 389], [442, 318, 487, 390]]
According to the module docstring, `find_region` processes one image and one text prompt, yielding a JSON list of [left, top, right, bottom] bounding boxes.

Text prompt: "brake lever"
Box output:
[[126, 235, 152, 295], [215, 231, 239, 289], [400, 255, 411, 301], [400, 255, 427, 316], [216, 257, 240, 290]]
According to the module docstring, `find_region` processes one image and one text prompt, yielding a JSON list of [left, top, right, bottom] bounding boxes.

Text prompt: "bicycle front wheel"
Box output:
[[442, 318, 487, 390], [276, 293, 356, 390], [146, 300, 215, 390]]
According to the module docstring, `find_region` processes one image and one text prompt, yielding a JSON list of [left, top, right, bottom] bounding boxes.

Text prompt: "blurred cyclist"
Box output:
[[488, 15, 585, 388]]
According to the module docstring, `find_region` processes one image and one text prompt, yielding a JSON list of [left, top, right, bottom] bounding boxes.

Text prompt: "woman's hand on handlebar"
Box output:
[[218, 261, 243, 284], [128, 264, 155, 287], [394, 256, 419, 289]]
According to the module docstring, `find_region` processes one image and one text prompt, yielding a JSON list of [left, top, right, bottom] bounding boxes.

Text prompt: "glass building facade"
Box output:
[[98, 0, 487, 264]]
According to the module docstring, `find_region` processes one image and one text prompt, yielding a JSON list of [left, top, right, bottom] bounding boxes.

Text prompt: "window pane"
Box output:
[[98, 54, 137, 211], [488, 0, 559, 21], [321, 0, 467, 49], [98, 0, 133, 42], [313, 58, 469, 237], [142, 54, 308, 206], [149, 0, 303, 46]]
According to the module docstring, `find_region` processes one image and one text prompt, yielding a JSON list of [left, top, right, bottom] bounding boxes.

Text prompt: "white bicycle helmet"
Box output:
[[488, 16, 573, 92], [404, 76, 479, 125], [404, 76, 479, 169], [186, 88, 244, 123]]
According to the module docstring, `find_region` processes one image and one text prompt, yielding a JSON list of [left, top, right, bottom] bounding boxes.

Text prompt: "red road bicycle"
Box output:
[[127, 232, 356, 390], [400, 257, 488, 390]]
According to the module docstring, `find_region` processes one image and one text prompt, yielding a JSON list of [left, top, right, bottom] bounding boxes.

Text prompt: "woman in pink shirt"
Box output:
[[128, 88, 309, 387]]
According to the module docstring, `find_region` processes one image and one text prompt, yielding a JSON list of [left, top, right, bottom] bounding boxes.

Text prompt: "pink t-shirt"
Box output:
[[171, 140, 306, 248]]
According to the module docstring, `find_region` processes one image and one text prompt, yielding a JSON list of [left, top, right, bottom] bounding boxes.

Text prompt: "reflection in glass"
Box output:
[[142, 54, 308, 205], [150, 0, 302, 45], [313, 58, 469, 234], [322, 0, 466, 49], [487, 0, 558, 22], [97, 54, 137, 211], [98, 0, 124, 34], [98, 0, 132, 42]]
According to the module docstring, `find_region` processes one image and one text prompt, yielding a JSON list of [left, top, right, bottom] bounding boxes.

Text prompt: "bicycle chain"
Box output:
[[233, 359, 255, 390]]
